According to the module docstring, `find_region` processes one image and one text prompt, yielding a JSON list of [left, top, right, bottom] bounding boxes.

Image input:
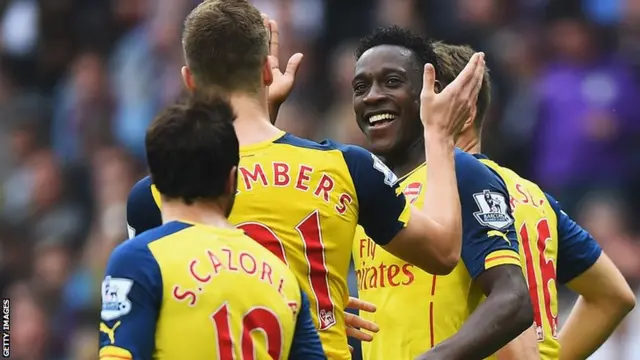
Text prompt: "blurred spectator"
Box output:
[[2, 119, 42, 224], [320, 41, 367, 147], [9, 282, 49, 360], [532, 3, 640, 215], [52, 50, 113, 163]]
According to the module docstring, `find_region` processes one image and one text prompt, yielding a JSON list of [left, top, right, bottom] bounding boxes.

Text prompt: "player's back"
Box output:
[[477, 155, 560, 359], [126, 131, 410, 360], [230, 132, 366, 359], [99, 221, 304, 360]]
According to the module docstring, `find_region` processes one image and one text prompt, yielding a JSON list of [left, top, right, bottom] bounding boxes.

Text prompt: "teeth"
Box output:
[[369, 113, 396, 124]]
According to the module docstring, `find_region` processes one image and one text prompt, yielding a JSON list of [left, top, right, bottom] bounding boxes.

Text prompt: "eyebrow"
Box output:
[[353, 66, 408, 82]]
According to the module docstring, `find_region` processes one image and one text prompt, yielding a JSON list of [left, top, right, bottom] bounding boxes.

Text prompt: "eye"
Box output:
[[385, 77, 402, 87], [353, 83, 368, 95]]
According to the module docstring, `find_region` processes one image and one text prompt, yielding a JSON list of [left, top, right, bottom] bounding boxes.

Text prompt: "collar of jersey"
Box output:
[[399, 162, 427, 182], [240, 131, 286, 153], [171, 220, 244, 236], [472, 153, 489, 160]]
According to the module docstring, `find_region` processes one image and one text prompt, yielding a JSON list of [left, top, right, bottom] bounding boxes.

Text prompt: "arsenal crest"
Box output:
[[403, 182, 423, 204]]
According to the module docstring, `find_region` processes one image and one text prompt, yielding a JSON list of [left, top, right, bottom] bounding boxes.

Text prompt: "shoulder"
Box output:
[[454, 149, 494, 173], [111, 222, 193, 266], [276, 133, 372, 161], [453, 149, 506, 188], [128, 176, 159, 211], [129, 176, 154, 200], [277, 134, 397, 185], [274, 133, 344, 152], [331, 142, 397, 184], [126, 176, 162, 237]]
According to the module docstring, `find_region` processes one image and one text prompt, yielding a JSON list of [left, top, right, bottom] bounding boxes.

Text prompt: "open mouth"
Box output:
[[367, 112, 397, 128]]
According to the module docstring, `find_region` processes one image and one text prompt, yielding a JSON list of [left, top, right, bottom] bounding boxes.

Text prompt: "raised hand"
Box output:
[[262, 14, 304, 109], [419, 52, 485, 138]]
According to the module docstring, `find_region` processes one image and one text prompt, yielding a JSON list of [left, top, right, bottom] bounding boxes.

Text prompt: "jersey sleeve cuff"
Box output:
[[99, 345, 133, 360], [558, 246, 603, 284], [484, 249, 521, 271]]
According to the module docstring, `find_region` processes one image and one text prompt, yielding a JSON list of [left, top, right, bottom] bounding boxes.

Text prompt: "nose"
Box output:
[[363, 83, 386, 105]]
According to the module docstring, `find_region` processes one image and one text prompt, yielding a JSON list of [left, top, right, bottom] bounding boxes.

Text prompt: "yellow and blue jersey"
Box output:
[[99, 220, 325, 360], [126, 132, 410, 360], [476, 154, 602, 360], [352, 149, 521, 360]]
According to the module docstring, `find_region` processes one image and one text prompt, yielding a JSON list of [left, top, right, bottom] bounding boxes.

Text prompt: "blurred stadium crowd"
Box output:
[[0, 0, 639, 359]]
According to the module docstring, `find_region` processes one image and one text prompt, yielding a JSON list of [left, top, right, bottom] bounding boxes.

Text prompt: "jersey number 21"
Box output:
[[238, 210, 336, 330]]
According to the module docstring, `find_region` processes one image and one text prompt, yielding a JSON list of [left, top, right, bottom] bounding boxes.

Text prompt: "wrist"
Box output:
[[424, 130, 455, 148]]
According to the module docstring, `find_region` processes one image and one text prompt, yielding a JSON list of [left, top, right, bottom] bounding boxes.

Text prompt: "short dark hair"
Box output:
[[355, 25, 441, 78], [146, 95, 239, 205], [433, 42, 491, 131], [182, 0, 268, 93]]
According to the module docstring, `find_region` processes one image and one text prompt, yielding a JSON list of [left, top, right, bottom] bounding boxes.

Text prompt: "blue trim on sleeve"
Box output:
[[457, 150, 519, 280], [100, 221, 192, 358], [545, 193, 602, 284], [338, 144, 406, 246]]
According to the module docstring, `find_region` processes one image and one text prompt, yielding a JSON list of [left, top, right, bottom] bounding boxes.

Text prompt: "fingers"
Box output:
[[347, 296, 377, 313], [468, 55, 486, 101], [261, 13, 270, 40], [268, 19, 279, 57], [261, 13, 279, 57], [443, 52, 483, 95], [421, 63, 436, 97], [284, 53, 304, 76], [349, 345, 354, 353], [344, 312, 380, 333], [346, 326, 374, 342]]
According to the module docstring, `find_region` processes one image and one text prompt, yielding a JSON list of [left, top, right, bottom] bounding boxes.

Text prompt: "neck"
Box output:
[[456, 129, 481, 154], [161, 199, 233, 230], [385, 136, 426, 179], [228, 92, 283, 146]]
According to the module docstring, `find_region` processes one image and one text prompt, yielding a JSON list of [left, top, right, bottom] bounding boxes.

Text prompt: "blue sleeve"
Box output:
[[99, 240, 163, 360], [126, 176, 162, 239], [289, 291, 327, 359], [338, 144, 407, 246], [456, 151, 520, 280], [545, 193, 602, 284]]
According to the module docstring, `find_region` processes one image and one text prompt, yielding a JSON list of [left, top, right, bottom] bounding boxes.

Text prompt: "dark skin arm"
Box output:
[[417, 265, 533, 360]]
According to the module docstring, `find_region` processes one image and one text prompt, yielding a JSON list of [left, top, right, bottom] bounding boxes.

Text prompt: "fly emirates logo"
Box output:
[[356, 238, 415, 290]]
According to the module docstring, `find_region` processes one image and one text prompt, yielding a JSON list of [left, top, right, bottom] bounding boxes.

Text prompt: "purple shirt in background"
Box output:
[[533, 56, 640, 189]]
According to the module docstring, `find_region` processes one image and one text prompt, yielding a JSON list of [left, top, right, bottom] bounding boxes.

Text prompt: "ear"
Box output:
[[181, 66, 196, 92], [262, 58, 273, 86], [227, 166, 238, 195]]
